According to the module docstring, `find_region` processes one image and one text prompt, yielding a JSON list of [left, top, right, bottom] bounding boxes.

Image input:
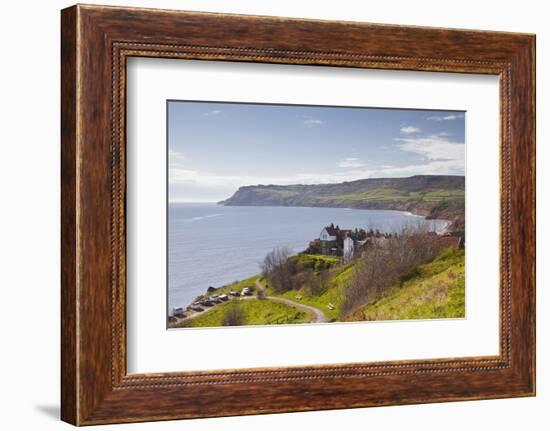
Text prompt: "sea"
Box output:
[[168, 203, 449, 311]]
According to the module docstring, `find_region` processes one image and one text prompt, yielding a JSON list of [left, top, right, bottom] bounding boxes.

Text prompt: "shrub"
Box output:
[[221, 303, 245, 326]]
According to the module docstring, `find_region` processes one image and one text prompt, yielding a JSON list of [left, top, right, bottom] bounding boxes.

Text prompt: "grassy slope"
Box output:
[[351, 247, 465, 321], [175, 299, 310, 328], [264, 255, 355, 320], [231, 185, 464, 211], [175, 249, 464, 328], [220, 175, 464, 209], [317, 188, 464, 203]]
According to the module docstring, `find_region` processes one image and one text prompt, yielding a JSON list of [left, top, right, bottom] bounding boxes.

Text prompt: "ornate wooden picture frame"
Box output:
[[61, 4, 535, 425]]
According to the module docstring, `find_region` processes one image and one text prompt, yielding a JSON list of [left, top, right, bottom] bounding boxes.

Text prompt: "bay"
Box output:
[[168, 203, 449, 310]]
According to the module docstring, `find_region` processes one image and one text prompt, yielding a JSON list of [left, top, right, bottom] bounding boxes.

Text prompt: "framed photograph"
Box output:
[[61, 4, 535, 425], [165, 100, 466, 330]]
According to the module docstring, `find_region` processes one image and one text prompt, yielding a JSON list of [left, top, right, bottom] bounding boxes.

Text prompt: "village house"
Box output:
[[318, 224, 349, 255], [310, 224, 368, 262], [308, 223, 463, 263]]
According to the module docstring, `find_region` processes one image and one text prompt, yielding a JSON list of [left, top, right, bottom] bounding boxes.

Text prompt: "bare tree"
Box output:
[[261, 246, 296, 293], [341, 224, 449, 318], [222, 302, 245, 326], [261, 246, 292, 274]]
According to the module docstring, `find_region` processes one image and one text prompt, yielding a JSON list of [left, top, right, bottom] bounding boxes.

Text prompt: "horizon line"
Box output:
[[169, 173, 464, 204]]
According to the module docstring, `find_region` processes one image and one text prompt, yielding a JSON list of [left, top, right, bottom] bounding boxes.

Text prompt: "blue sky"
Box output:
[[168, 101, 465, 202]]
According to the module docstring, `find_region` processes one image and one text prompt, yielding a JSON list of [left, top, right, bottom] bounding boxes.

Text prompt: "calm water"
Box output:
[[168, 203, 449, 310]]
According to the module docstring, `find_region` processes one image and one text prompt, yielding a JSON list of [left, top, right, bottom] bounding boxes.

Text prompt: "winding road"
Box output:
[[255, 279, 329, 323]]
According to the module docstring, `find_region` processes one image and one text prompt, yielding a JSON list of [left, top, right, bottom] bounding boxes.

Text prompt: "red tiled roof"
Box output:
[[324, 226, 352, 239], [324, 226, 339, 236]]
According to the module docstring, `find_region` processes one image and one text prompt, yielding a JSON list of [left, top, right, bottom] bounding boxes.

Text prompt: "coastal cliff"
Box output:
[[219, 175, 465, 232]]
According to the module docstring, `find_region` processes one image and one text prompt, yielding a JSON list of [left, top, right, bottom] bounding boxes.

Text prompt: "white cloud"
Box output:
[[169, 149, 184, 157], [168, 134, 465, 201], [302, 116, 324, 127], [395, 135, 464, 161], [390, 134, 465, 175], [168, 149, 186, 163], [427, 113, 464, 121], [204, 109, 222, 116], [338, 157, 365, 168], [400, 126, 420, 134], [169, 167, 375, 190], [371, 160, 462, 177]]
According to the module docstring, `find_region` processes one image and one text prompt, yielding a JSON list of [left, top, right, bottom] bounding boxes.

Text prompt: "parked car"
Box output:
[[190, 304, 204, 312], [241, 287, 253, 296], [173, 307, 186, 318], [229, 290, 239, 296]]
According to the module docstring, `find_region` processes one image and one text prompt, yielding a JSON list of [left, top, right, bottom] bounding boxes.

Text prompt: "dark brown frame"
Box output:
[[61, 4, 536, 426]]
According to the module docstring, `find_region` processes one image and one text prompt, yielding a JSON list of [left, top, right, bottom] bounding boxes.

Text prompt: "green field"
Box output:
[[249, 185, 465, 204], [172, 298, 310, 328], [351, 247, 465, 321], [318, 187, 465, 203]]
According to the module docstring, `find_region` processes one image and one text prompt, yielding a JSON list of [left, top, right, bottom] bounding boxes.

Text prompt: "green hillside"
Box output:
[[263, 255, 354, 321], [219, 175, 465, 231], [350, 247, 465, 321], [172, 299, 309, 328], [169, 247, 465, 329]]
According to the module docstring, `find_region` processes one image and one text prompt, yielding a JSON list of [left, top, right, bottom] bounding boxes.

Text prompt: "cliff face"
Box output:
[[219, 175, 465, 232]]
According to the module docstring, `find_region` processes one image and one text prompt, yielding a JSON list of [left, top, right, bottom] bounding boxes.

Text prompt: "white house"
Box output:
[[319, 226, 337, 242], [318, 224, 356, 258]]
